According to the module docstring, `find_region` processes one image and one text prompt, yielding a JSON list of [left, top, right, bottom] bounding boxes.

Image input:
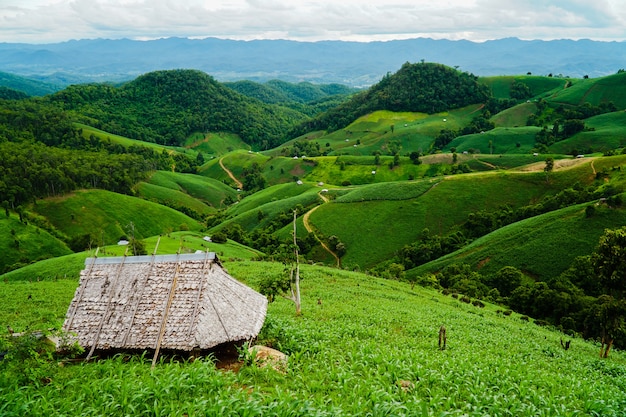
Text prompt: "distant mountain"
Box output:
[[0, 37, 624, 87], [0, 71, 61, 96]]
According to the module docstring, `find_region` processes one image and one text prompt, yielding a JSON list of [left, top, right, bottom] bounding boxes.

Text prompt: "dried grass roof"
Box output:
[[63, 253, 267, 352]]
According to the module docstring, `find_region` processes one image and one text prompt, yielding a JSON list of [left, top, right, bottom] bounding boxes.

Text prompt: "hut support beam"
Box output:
[[152, 254, 181, 368]]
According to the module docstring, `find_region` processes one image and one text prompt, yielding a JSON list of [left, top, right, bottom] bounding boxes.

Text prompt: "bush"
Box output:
[[211, 231, 228, 244]]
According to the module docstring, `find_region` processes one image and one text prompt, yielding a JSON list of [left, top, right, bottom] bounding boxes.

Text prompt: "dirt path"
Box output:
[[219, 157, 243, 189], [303, 193, 341, 267]]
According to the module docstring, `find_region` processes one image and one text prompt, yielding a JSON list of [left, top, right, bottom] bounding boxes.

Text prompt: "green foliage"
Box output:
[[47, 70, 308, 149], [292, 62, 490, 134]]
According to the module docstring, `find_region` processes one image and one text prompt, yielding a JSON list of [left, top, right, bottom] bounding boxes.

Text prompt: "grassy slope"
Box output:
[[0, 214, 72, 273], [0, 233, 261, 283], [447, 127, 541, 155], [136, 170, 237, 212], [308, 170, 571, 269], [480, 75, 568, 99], [30, 189, 201, 244], [184, 132, 250, 157], [549, 111, 626, 154], [408, 202, 626, 280], [1, 261, 626, 415], [548, 72, 626, 109]]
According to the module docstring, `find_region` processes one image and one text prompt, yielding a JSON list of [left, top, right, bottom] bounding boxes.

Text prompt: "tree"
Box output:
[[260, 211, 303, 315], [591, 227, 626, 357], [544, 157, 554, 182]]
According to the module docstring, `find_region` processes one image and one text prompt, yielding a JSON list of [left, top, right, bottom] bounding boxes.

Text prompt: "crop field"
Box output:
[[2, 261, 626, 416], [447, 127, 541, 155], [184, 131, 250, 156], [226, 183, 318, 216], [479, 76, 566, 99], [0, 214, 72, 273], [491, 103, 537, 128], [307, 170, 579, 268], [31, 189, 201, 243], [409, 202, 626, 280], [144, 170, 237, 208], [76, 123, 195, 157]]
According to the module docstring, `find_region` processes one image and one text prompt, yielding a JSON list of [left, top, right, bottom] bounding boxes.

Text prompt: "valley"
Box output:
[[1, 62, 626, 415]]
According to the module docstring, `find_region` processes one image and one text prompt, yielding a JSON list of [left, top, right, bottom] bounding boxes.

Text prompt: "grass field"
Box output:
[[31, 189, 201, 244], [408, 202, 626, 281], [0, 214, 72, 274], [308, 170, 565, 268], [547, 72, 626, 109], [447, 127, 542, 155], [1, 261, 626, 415], [184, 131, 250, 156]]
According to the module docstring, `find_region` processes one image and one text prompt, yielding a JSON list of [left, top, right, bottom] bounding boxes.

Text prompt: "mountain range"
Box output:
[[0, 37, 624, 88]]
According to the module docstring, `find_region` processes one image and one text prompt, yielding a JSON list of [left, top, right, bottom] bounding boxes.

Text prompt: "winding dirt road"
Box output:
[[303, 192, 341, 267], [219, 157, 243, 189]]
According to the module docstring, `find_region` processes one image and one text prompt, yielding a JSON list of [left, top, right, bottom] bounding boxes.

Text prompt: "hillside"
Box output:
[[2, 261, 626, 415], [30, 189, 202, 247], [292, 62, 490, 135], [46, 69, 309, 149], [0, 71, 60, 96]]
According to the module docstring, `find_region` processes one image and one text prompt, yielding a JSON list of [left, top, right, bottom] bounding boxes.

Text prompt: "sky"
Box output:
[[1, 0, 625, 44]]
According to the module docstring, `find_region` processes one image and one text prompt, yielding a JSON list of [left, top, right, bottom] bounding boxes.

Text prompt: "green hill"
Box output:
[[480, 75, 567, 99], [0, 213, 72, 274], [138, 170, 237, 210], [548, 72, 626, 109], [408, 201, 626, 281], [0, 71, 61, 96], [549, 111, 626, 154], [30, 189, 201, 246], [291, 62, 490, 135], [47, 69, 309, 149], [2, 261, 626, 415]]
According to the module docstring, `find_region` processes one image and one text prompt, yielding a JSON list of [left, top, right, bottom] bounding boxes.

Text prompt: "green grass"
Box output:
[[76, 123, 195, 157], [92, 231, 263, 260], [31, 189, 201, 244], [0, 214, 72, 274], [491, 102, 537, 128], [480, 76, 568, 99], [218, 186, 322, 234], [1, 252, 88, 282], [548, 72, 626, 109], [408, 202, 626, 281], [309, 171, 563, 268], [447, 126, 542, 155], [184, 131, 250, 156], [2, 261, 626, 415], [549, 111, 626, 154], [139, 170, 237, 209]]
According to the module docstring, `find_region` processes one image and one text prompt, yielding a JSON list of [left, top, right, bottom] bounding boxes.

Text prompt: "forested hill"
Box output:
[[46, 69, 309, 150], [291, 62, 490, 135]]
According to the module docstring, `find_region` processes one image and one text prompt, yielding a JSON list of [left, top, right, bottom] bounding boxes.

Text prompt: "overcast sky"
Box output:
[[1, 0, 625, 44]]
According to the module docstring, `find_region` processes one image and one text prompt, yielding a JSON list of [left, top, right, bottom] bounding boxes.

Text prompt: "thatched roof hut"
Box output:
[[63, 253, 267, 356]]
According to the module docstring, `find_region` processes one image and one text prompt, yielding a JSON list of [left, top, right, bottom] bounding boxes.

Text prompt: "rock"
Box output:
[[248, 345, 288, 373]]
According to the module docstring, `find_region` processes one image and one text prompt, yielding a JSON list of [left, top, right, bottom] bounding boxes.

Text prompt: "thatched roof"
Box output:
[[63, 253, 267, 353]]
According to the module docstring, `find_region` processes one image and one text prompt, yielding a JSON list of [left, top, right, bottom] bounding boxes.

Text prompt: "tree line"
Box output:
[[0, 98, 201, 209]]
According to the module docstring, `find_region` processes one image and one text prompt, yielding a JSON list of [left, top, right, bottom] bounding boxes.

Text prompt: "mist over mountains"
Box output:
[[0, 37, 624, 87]]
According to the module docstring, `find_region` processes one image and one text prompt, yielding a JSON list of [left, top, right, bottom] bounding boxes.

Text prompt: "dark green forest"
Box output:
[[290, 62, 491, 136], [46, 70, 309, 150]]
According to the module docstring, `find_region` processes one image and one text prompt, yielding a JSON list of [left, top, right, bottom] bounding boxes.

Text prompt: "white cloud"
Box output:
[[0, 0, 624, 43]]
